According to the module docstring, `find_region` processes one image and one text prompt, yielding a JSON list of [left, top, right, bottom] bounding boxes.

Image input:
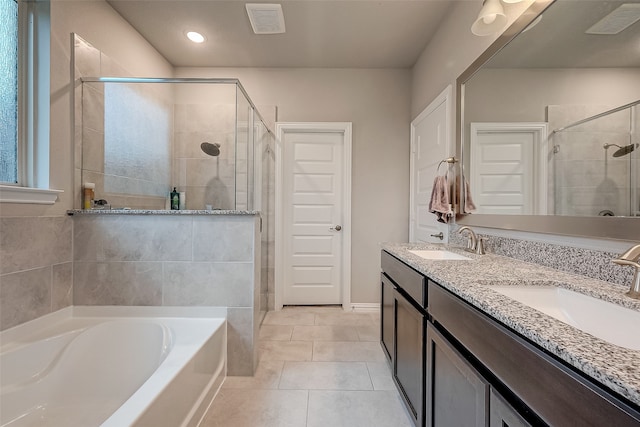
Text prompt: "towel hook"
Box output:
[[437, 156, 458, 173]]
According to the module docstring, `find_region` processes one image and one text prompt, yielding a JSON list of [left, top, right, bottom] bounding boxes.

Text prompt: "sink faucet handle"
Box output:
[[475, 237, 486, 255], [613, 244, 640, 299], [457, 226, 477, 251]]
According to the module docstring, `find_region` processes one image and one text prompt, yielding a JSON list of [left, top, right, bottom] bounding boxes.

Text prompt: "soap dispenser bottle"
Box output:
[[170, 187, 180, 210]]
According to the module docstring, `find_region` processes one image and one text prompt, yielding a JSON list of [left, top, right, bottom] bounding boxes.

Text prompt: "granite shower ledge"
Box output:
[[381, 242, 640, 408], [67, 209, 260, 216]]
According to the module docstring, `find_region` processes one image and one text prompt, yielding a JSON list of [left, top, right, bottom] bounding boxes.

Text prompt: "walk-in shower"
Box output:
[[77, 76, 273, 212], [551, 100, 639, 217]]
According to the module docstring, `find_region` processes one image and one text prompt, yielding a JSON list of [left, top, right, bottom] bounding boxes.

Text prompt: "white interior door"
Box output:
[[276, 123, 352, 307], [410, 86, 452, 243], [470, 123, 548, 215]]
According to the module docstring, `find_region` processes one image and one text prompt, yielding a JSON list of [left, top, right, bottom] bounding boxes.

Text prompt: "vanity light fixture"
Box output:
[[471, 0, 508, 36], [186, 31, 206, 43]]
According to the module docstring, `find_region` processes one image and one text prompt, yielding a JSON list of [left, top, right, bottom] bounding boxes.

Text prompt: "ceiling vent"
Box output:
[[586, 3, 640, 35], [245, 4, 286, 34]]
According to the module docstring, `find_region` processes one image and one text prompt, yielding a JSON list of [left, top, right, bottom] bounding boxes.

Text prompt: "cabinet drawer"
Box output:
[[382, 251, 426, 308]]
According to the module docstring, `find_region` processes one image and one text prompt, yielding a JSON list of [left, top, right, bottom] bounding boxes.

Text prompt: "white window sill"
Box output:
[[0, 185, 63, 205]]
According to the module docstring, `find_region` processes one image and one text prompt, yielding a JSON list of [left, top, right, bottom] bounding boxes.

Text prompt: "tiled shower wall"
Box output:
[[173, 100, 237, 210], [72, 213, 261, 376], [75, 35, 172, 210], [0, 217, 73, 330], [548, 104, 634, 217]]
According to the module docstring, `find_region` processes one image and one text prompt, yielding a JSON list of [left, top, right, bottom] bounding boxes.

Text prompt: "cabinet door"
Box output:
[[395, 289, 426, 427], [381, 274, 395, 363], [426, 322, 488, 427], [489, 389, 531, 427]]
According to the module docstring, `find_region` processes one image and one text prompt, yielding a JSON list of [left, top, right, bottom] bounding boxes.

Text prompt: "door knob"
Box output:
[[330, 225, 342, 231]]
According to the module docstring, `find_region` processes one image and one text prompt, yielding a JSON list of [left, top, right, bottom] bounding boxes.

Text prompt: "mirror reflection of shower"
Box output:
[[603, 143, 639, 158]]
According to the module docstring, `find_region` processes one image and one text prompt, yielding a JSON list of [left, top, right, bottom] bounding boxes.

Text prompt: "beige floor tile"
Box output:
[[279, 361, 373, 390], [201, 389, 308, 427], [263, 310, 316, 326], [282, 305, 344, 314], [291, 325, 359, 341], [306, 390, 412, 427], [259, 324, 294, 341], [222, 360, 284, 390], [366, 362, 396, 391], [356, 325, 380, 342], [314, 312, 378, 327], [260, 340, 313, 361], [312, 341, 386, 362]]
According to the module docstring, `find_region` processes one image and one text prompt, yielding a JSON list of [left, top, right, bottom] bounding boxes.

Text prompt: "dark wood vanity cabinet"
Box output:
[[381, 250, 640, 427], [381, 251, 427, 427], [429, 282, 640, 427], [426, 322, 488, 427], [380, 273, 395, 362]]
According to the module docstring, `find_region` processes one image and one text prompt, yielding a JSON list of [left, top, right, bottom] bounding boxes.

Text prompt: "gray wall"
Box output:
[[72, 213, 260, 376], [0, 217, 73, 330], [176, 67, 412, 305]]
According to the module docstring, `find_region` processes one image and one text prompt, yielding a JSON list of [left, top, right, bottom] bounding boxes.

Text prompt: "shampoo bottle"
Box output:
[[170, 187, 180, 210], [83, 183, 95, 209]]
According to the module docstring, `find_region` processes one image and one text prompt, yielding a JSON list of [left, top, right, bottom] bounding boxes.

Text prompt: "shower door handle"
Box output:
[[330, 225, 342, 232]]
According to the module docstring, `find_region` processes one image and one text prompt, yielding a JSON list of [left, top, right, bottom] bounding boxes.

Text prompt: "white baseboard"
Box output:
[[349, 303, 380, 313]]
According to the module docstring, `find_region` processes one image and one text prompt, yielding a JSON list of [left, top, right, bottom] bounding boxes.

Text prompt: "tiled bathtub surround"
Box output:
[[0, 217, 73, 330], [448, 227, 634, 287], [72, 213, 261, 375]]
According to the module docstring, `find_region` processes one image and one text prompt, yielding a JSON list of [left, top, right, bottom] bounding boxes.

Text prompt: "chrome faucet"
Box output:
[[612, 244, 640, 299], [458, 226, 485, 255]]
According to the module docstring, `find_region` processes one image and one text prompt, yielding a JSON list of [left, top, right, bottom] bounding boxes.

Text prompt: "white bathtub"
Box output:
[[0, 306, 226, 427]]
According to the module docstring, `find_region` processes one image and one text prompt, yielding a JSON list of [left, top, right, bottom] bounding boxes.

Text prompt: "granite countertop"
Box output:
[[381, 242, 640, 408], [67, 209, 260, 216]]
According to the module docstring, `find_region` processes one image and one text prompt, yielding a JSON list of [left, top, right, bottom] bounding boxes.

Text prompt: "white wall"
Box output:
[[175, 67, 412, 304]]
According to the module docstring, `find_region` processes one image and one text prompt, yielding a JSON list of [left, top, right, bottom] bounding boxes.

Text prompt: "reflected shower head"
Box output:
[[603, 143, 638, 158], [201, 142, 221, 157]]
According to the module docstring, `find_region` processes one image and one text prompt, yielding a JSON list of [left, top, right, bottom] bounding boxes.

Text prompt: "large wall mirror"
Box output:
[[457, 0, 640, 241]]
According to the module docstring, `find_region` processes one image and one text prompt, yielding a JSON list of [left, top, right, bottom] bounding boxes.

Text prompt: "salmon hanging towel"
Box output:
[[429, 175, 453, 223]]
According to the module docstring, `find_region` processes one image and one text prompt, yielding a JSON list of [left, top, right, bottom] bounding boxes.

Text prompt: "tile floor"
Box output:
[[200, 306, 413, 427]]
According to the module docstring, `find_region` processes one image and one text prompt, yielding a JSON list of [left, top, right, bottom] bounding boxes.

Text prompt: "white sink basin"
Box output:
[[408, 250, 471, 261], [489, 285, 640, 350]]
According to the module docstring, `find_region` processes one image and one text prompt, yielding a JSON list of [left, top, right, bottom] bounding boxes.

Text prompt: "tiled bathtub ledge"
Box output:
[[67, 209, 259, 216], [381, 242, 640, 408]]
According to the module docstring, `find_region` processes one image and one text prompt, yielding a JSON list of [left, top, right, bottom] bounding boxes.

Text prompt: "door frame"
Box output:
[[274, 122, 352, 311], [470, 122, 548, 215], [409, 85, 453, 243]]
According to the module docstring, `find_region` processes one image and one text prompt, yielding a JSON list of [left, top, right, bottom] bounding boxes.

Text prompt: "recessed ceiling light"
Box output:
[[186, 31, 206, 43]]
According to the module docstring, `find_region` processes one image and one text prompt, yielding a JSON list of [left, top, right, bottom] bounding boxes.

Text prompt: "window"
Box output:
[[0, 0, 18, 184], [0, 0, 58, 203]]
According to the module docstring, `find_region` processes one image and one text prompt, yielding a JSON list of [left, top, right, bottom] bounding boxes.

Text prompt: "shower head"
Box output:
[[603, 143, 638, 158], [201, 142, 221, 157]]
